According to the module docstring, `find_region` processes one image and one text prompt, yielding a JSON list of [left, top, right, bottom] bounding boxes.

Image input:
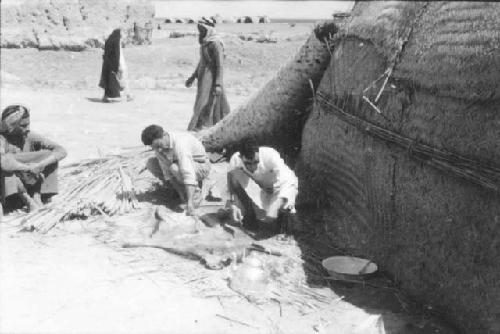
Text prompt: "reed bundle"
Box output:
[[12, 147, 154, 233]]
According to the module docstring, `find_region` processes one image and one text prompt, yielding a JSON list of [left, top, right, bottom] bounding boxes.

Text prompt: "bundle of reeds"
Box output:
[[11, 147, 154, 233]]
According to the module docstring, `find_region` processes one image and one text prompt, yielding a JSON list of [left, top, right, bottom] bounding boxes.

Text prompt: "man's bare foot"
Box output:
[[22, 193, 41, 212], [205, 188, 222, 202], [33, 192, 43, 206], [193, 187, 203, 208]]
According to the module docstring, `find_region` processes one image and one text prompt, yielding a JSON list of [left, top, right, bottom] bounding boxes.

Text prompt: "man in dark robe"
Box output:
[[0, 105, 67, 215], [185, 18, 230, 131]]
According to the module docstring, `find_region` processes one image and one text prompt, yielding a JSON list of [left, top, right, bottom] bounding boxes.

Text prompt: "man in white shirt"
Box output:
[[141, 124, 210, 215], [226, 139, 298, 230]]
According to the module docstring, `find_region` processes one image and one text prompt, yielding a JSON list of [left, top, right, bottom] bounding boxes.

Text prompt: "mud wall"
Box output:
[[297, 2, 500, 333], [1, 0, 154, 50]]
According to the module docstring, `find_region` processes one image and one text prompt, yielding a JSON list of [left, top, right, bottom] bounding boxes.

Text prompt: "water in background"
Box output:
[[154, 1, 354, 21]]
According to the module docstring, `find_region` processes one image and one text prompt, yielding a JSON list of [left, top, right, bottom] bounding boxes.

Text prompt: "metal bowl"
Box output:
[[322, 256, 378, 281]]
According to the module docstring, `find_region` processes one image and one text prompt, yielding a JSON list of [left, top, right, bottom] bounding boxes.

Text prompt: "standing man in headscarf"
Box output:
[[99, 28, 133, 102], [185, 17, 230, 131], [0, 104, 67, 215]]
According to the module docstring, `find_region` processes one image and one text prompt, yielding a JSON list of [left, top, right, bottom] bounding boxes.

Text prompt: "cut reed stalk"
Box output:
[[10, 148, 154, 233]]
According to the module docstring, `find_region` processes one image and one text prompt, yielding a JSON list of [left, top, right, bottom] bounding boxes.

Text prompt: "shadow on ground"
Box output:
[[135, 182, 185, 212], [291, 207, 460, 334], [85, 97, 106, 103], [127, 163, 459, 333]]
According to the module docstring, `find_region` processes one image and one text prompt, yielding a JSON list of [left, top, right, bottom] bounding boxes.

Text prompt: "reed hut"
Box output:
[[201, 2, 500, 333], [243, 16, 254, 24], [259, 15, 271, 24], [302, 2, 500, 333]]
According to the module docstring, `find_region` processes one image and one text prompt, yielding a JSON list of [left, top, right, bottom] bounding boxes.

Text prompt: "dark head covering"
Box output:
[[104, 28, 122, 72], [199, 17, 216, 27]]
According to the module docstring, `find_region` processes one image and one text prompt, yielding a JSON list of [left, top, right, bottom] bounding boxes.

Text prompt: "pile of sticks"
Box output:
[[11, 148, 154, 233]]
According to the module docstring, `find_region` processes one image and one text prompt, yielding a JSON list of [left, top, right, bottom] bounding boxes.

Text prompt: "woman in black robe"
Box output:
[[99, 29, 132, 102]]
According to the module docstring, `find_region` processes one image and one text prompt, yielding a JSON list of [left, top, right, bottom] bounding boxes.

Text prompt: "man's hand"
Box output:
[[186, 203, 196, 216], [213, 85, 222, 96], [185, 77, 195, 88], [279, 197, 296, 213], [185, 185, 197, 216], [28, 162, 45, 175], [225, 200, 243, 223], [229, 204, 243, 223]]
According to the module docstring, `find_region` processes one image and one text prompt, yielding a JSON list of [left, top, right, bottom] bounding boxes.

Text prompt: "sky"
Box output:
[[154, 1, 354, 19]]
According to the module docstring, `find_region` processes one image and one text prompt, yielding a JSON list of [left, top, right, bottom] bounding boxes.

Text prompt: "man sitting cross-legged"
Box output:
[[141, 125, 211, 215], [226, 139, 298, 230]]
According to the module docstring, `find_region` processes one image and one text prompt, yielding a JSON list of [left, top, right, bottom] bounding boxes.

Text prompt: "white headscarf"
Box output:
[[199, 22, 225, 51], [0, 104, 29, 134]]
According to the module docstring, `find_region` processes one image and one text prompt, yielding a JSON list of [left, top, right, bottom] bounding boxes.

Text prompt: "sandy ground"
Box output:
[[0, 24, 457, 334], [0, 87, 249, 164]]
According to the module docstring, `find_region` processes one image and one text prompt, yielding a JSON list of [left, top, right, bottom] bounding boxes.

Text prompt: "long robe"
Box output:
[[187, 40, 230, 131], [99, 29, 123, 98]]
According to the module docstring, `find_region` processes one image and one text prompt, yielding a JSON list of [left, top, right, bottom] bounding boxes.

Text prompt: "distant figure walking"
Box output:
[[99, 28, 133, 102], [185, 18, 230, 131]]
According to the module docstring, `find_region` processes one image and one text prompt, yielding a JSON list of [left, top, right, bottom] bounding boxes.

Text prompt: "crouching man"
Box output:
[[141, 125, 210, 215], [226, 139, 298, 230], [0, 104, 67, 215]]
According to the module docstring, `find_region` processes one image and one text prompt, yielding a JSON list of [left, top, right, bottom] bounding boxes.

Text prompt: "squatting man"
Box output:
[[141, 124, 210, 216], [226, 139, 298, 230]]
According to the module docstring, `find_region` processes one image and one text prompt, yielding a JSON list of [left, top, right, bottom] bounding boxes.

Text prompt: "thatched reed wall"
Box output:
[[200, 22, 339, 163], [297, 2, 500, 333]]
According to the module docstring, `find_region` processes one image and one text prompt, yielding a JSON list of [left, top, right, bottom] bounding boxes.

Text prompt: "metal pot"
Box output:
[[229, 255, 270, 295]]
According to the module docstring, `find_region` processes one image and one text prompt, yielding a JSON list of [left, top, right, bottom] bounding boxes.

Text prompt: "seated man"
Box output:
[[226, 139, 298, 230], [0, 104, 67, 215], [141, 125, 211, 215]]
